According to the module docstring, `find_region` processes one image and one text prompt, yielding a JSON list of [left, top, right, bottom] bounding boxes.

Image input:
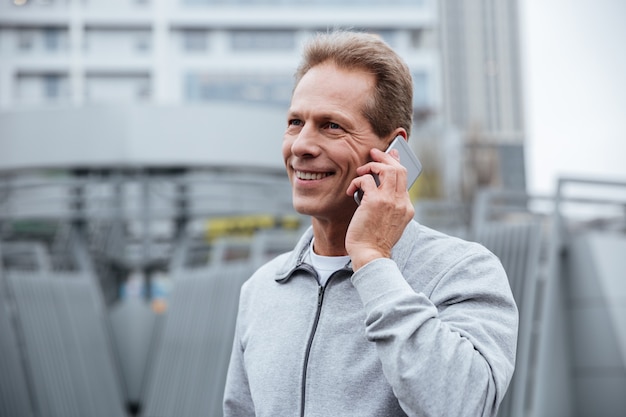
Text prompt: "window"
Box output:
[[85, 73, 151, 103], [136, 78, 151, 99], [411, 29, 423, 49], [17, 29, 34, 51], [43, 74, 61, 99], [230, 30, 295, 51], [43, 27, 61, 51], [135, 32, 151, 52], [185, 73, 292, 105], [182, 30, 208, 52]]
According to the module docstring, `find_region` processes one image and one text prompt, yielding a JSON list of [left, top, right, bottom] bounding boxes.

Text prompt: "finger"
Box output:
[[370, 147, 402, 165], [373, 148, 409, 192], [346, 173, 379, 197], [388, 148, 400, 162], [357, 148, 403, 178], [356, 161, 402, 192]]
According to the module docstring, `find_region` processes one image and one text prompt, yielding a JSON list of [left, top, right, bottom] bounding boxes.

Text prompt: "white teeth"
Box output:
[[296, 171, 330, 180]]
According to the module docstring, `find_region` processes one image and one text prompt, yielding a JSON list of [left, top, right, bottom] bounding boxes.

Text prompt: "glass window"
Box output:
[[411, 29, 423, 49], [135, 32, 151, 52], [84, 28, 151, 56], [136, 78, 151, 99], [85, 74, 151, 103], [43, 27, 61, 51], [185, 72, 292, 106], [43, 74, 61, 98], [16, 72, 69, 103], [17, 29, 34, 51], [182, 30, 208, 52], [230, 30, 295, 51]]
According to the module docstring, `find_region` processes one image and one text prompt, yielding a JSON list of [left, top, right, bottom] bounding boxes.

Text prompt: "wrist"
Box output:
[[349, 248, 390, 271]]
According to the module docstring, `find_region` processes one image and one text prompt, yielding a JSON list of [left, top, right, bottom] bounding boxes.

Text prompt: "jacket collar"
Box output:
[[274, 220, 421, 283], [275, 227, 321, 283]]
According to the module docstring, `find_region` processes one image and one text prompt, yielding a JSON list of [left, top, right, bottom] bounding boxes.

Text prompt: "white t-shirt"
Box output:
[[308, 239, 351, 286]]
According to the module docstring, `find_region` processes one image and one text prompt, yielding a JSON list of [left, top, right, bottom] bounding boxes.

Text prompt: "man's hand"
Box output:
[[345, 148, 415, 271]]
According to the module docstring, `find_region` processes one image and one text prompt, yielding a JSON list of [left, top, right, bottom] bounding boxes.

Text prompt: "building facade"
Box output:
[[439, 0, 526, 191], [0, 0, 526, 195], [0, 0, 439, 112]]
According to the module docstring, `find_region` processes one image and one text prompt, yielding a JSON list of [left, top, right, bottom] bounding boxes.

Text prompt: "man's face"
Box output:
[[282, 62, 385, 223]]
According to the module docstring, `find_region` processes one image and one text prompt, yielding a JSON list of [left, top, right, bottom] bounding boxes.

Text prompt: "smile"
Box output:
[[295, 170, 333, 180]]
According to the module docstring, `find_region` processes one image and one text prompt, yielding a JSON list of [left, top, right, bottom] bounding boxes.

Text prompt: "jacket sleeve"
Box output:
[[223, 300, 255, 417], [351, 249, 518, 417]]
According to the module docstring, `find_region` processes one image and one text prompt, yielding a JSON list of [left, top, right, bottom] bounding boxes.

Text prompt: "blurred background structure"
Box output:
[[0, 1, 625, 417]]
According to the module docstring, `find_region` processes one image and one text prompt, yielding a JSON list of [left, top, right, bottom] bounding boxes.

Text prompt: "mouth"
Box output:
[[294, 170, 334, 181]]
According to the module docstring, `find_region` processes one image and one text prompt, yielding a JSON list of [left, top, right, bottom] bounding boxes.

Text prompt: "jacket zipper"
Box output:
[[299, 266, 351, 417], [300, 283, 326, 417]]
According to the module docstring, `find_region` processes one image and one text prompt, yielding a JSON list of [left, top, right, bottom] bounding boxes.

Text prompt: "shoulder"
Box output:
[[396, 221, 507, 294], [398, 220, 498, 267]]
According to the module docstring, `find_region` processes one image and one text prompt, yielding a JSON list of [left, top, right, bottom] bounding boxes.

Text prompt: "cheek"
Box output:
[[342, 139, 369, 163], [345, 148, 368, 172], [281, 137, 293, 163]]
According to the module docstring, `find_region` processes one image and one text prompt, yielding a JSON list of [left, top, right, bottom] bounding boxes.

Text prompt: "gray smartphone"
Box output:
[[353, 136, 422, 205]]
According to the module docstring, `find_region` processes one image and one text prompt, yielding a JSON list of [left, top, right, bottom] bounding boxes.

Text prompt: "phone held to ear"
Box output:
[[353, 136, 423, 205]]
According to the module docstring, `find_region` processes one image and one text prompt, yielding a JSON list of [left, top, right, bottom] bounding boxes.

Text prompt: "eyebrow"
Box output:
[[286, 108, 355, 130]]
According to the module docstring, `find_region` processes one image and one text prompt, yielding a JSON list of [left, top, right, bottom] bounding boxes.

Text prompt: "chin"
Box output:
[[292, 194, 355, 221], [291, 198, 316, 216]]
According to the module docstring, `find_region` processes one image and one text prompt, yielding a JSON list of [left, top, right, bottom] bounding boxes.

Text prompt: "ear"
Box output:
[[390, 128, 408, 142]]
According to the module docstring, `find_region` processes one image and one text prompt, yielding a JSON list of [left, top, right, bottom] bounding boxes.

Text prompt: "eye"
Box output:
[[323, 121, 342, 130], [288, 119, 303, 127]]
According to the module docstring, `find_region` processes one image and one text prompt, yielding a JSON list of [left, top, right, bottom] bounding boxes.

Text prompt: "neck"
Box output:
[[311, 218, 349, 256]]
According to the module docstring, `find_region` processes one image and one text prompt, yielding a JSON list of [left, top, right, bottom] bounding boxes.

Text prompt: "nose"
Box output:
[[290, 125, 320, 158]]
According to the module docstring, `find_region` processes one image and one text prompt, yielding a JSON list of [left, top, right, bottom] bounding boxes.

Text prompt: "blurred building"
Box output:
[[0, 0, 449, 194], [0, 0, 442, 303], [0, 0, 438, 111], [0, 0, 530, 242], [0, 0, 526, 196], [3, 4, 625, 417], [439, 0, 526, 192]]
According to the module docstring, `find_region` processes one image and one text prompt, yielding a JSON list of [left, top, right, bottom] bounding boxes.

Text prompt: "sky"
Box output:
[[520, 0, 626, 194]]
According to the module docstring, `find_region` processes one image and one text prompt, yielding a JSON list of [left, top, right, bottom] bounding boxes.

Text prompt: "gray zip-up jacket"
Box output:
[[223, 220, 518, 417]]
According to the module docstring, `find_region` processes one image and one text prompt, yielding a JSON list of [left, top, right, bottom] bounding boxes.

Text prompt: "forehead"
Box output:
[[290, 63, 375, 114]]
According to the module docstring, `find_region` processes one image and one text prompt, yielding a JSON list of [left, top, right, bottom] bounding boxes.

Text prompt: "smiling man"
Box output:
[[223, 30, 518, 417]]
